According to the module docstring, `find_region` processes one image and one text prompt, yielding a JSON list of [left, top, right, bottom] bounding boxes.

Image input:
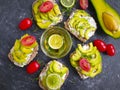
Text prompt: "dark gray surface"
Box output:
[[0, 0, 120, 90]]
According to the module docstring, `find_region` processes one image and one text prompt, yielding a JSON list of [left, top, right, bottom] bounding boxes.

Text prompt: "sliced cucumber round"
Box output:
[[46, 73, 62, 90]]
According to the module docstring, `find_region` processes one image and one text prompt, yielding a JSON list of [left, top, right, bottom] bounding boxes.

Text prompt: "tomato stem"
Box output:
[[37, 59, 45, 66]]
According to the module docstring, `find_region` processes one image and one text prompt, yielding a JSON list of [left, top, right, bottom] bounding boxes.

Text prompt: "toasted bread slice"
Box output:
[[65, 10, 97, 42], [8, 45, 38, 67], [8, 34, 39, 67], [32, 0, 63, 29], [39, 60, 69, 90], [70, 43, 102, 79]]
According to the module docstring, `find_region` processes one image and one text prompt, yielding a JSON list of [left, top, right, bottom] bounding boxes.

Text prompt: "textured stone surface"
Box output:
[[0, 0, 120, 90]]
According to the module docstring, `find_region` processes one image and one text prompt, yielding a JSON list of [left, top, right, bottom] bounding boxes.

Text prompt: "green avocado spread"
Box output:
[[11, 34, 38, 65], [32, 0, 62, 29], [70, 43, 102, 78]]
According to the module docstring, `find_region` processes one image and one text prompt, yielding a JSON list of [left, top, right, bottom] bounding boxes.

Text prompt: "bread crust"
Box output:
[[8, 45, 39, 67], [38, 61, 69, 90]]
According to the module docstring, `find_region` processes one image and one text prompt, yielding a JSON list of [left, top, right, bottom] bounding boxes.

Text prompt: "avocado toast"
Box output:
[[8, 34, 39, 67], [65, 10, 97, 42], [39, 60, 69, 90], [32, 0, 63, 29], [70, 42, 102, 79]]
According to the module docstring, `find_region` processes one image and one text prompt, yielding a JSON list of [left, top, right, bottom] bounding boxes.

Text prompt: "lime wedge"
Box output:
[[60, 0, 75, 8], [46, 73, 62, 89], [48, 34, 63, 49]]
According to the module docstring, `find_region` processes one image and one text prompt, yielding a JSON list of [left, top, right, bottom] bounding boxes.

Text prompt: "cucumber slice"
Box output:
[[46, 74, 62, 90]]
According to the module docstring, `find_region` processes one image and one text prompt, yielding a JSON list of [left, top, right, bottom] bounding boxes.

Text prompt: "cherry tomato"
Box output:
[[93, 39, 107, 52], [79, 0, 88, 10], [39, 1, 54, 13], [106, 44, 115, 56], [26, 61, 40, 74], [79, 58, 91, 72], [21, 35, 36, 46], [18, 18, 32, 30]]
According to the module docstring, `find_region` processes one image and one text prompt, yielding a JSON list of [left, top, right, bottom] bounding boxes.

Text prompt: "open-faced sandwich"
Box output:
[[8, 34, 39, 67], [32, 0, 63, 29], [65, 10, 97, 42], [39, 60, 69, 90], [70, 42, 102, 79]]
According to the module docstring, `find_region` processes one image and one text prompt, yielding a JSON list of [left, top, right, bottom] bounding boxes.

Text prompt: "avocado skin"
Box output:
[[91, 0, 120, 38]]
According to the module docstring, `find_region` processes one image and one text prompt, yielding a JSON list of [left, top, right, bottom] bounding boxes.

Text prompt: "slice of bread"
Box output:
[[70, 43, 102, 79], [8, 45, 39, 67], [32, 0, 63, 29], [38, 61, 69, 90], [64, 10, 97, 42]]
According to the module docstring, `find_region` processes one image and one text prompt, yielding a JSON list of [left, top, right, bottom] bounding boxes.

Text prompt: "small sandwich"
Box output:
[[70, 42, 102, 79], [65, 10, 97, 42], [39, 60, 69, 90], [8, 34, 39, 67], [32, 0, 63, 29]]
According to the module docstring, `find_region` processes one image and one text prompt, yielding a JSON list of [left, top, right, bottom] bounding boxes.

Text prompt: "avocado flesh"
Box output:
[[12, 52, 26, 64], [32, 1, 62, 29], [91, 0, 120, 38], [11, 35, 38, 64], [68, 10, 97, 41], [70, 43, 102, 78], [78, 43, 93, 54]]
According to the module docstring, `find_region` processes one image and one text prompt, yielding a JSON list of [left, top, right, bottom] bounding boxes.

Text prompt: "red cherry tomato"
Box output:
[[93, 39, 107, 52], [106, 44, 115, 56], [39, 1, 54, 13], [79, 0, 88, 10], [79, 58, 91, 72], [21, 35, 36, 46], [18, 18, 32, 30], [26, 61, 40, 74]]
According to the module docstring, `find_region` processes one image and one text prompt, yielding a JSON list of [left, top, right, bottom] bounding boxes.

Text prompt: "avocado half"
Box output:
[[91, 0, 120, 38], [32, 0, 63, 29]]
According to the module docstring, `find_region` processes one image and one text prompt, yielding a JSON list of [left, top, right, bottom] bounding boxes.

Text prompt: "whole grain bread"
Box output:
[[38, 61, 69, 90], [8, 45, 39, 67]]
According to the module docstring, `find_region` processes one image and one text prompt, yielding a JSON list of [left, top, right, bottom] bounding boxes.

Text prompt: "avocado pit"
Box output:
[[102, 12, 118, 32]]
